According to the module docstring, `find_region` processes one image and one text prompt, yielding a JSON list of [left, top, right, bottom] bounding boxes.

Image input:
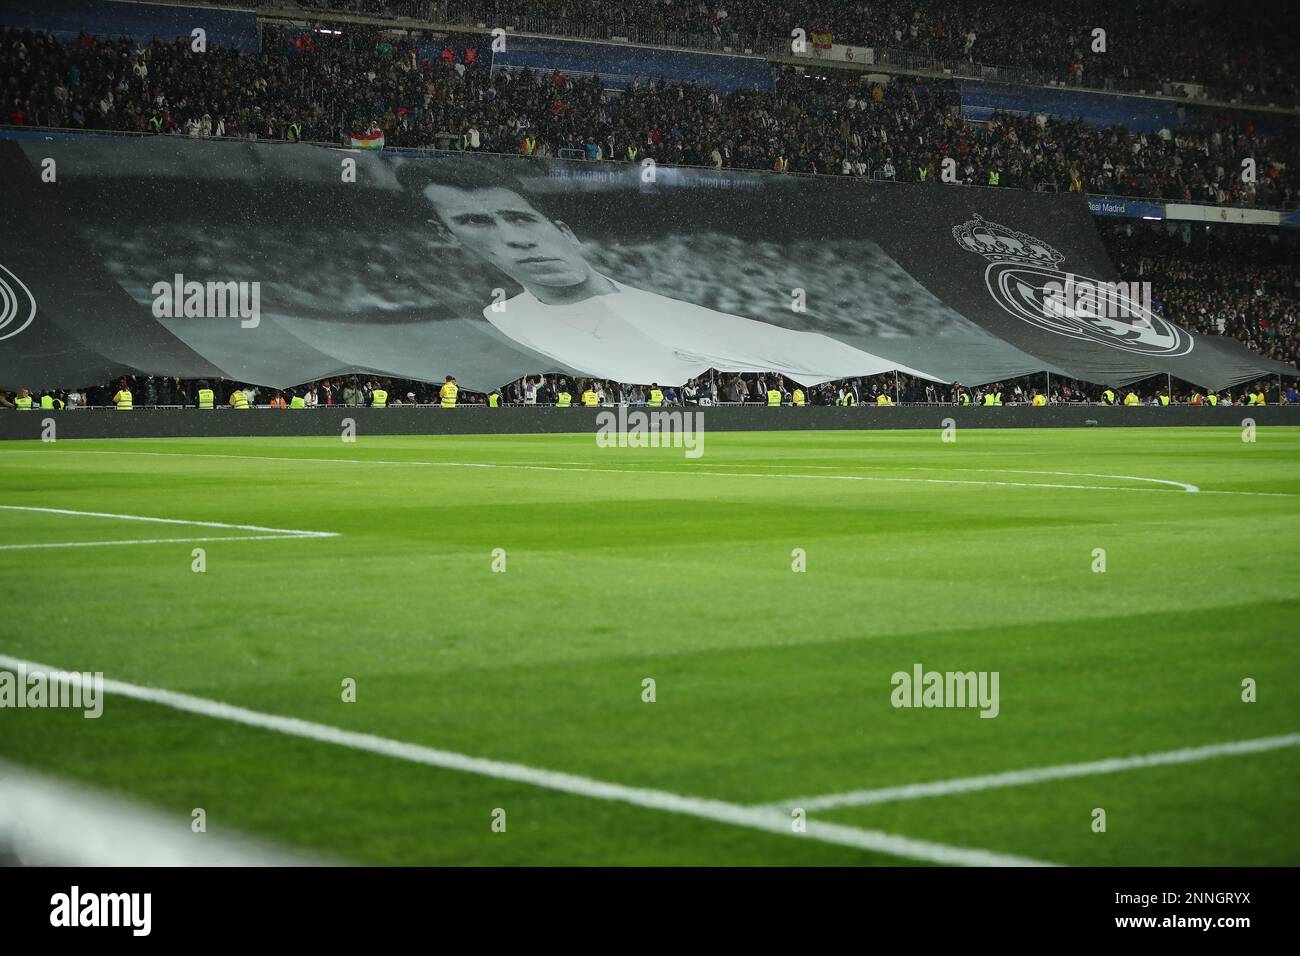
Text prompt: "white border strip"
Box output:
[[0, 654, 1053, 867], [0, 758, 320, 866], [762, 733, 1300, 812]]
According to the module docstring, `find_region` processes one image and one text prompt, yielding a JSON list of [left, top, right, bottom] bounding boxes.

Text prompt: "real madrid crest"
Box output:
[[0, 262, 37, 341], [953, 215, 1193, 356]]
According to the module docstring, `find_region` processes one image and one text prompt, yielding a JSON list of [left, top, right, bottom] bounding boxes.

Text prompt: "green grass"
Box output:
[[1, 426, 1298, 865]]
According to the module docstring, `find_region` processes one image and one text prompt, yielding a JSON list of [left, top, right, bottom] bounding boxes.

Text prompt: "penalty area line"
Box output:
[[0, 503, 338, 538], [0, 653, 1054, 867], [0, 534, 334, 552], [761, 732, 1300, 813]]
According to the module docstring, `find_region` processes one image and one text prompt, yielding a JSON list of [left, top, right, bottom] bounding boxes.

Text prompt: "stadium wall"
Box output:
[[0, 0, 260, 51], [2, 406, 1296, 441]]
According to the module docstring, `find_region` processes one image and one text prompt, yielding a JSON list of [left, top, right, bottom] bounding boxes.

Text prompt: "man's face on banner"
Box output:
[[422, 184, 589, 290]]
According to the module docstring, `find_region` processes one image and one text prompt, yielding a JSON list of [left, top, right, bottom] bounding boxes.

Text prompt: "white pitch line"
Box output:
[[950, 468, 1199, 493], [0, 653, 1053, 867], [0, 504, 337, 538], [5, 448, 1291, 497], [0, 534, 331, 552], [761, 732, 1300, 813]]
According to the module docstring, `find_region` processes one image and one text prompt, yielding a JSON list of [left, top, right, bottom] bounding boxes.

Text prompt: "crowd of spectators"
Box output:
[[1105, 221, 1298, 369], [6, 366, 1294, 413], [271, 0, 1300, 109], [439, 0, 1299, 107], [3, 26, 1297, 208]]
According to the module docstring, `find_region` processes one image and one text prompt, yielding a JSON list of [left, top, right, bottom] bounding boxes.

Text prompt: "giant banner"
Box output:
[[0, 138, 1292, 392]]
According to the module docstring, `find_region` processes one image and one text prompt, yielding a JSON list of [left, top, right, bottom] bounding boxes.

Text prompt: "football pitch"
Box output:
[[1, 425, 1298, 866]]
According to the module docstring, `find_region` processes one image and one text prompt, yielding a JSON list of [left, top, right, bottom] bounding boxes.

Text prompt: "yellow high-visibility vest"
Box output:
[[647, 389, 664, 407], [983, 393, 997, 406], [488, 392, 499, 408], [581, 390, 598, 406], [198, 388, 214, 409], [876, 394, 892, 406], [841, 392, 857, 406], [1158, 394, 1170, 406], [15, 395, 32, 410], [114, 389, 133, 410], [440, 383, 458, 407], [290, 396, 306, 409], [767, 389, 781, 406], [994, 392, 1003, 406], [1207, 394, 1219, 406], [959, 393, 970, 405], [1124, 393, 1139, 406], [556, 391, 572, 407], [1102, 389, 1116, 404], [39, 395, 54, 409], [792, 389, 805, 406], [1032, 394, 1046, 406], [371, 389, 388, 407], [231, 391, 249, 410]]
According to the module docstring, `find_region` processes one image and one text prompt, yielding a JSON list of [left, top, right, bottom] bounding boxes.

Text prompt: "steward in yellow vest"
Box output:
[[14, 390, 32, 410], [198, 387, 214, 409], [876, 394, 893, 406], [556, 391, 572, 407], [230, 390, 249, 410], [440, 377, 458, 407], [39, 394, 54, 410], [488, 391, 500, 408], [839, 390, 857, 406], [581, 389, 598, 406], [959, 391, 971, 405], [113, 388, 133, 410], [1031, 393, 1047, 406], [767, 388, 782, 406], [994, 391, 1003, 406], [1102, 388, 1116, 405], [289, 395, 306, 409], [1207, 393, 1219, 406], [647, 386, 664, 407], [792, 388, 805, 406], [371, 388, 388, 407], [1158, 394, 1170, 406], [1189, 392, 1203, 405], [982, 392, 997, 406], [1123, 392, 1139, 406]]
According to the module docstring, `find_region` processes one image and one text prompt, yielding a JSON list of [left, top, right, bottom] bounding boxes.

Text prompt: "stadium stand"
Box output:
[[0, 3, 1295, 406], [233, 0, 1300, 107], [2, 26, 1295, 208]]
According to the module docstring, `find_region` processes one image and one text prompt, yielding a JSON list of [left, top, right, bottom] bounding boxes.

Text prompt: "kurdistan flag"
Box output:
[[348, 130, 385, 150]]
